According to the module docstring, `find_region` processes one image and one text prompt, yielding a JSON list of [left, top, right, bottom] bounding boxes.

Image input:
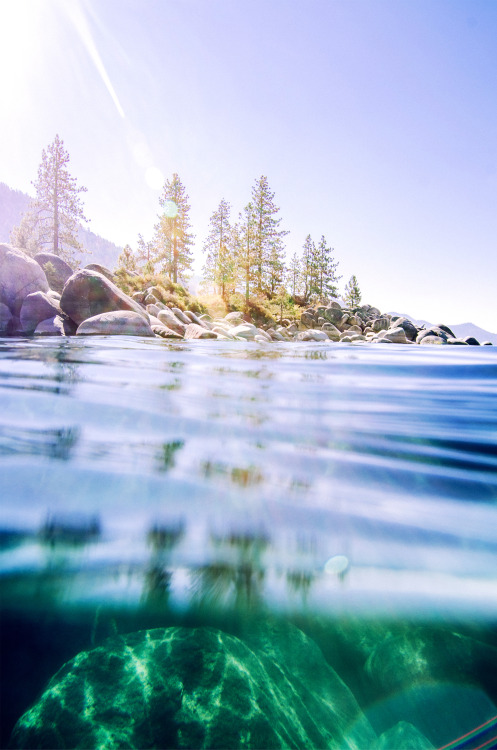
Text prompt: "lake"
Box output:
[[1, 336, 496, 748]]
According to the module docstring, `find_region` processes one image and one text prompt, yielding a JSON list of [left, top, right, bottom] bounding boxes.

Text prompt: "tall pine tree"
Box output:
[[234, 202, 257, 304], [250, 176, 288, 297], [154, 174, 194, 283], [12, 134, 89, 264], [315, 235, 341, 300], [344, 274, 362, 307], [202, 199, 236, 300]]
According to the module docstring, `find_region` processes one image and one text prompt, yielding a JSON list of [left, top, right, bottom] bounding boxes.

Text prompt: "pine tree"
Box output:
[[250, 176, 288, 296], [154, 174, 194, 283], [287, 251, 302, 298], [315, 236, 342, 300], [234, 203, 257, 304], [12, 134, 89, 264], [301, 235, 316, 303], [344, 275, 362, 307], [202, 199, 236, 299], [116, 244, 137, 273], [136, 233, 156, 273]]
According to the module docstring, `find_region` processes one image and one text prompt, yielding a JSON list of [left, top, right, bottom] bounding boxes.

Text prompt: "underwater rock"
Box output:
[[10, 623, 376, 749], [374, 721, 435, 750]]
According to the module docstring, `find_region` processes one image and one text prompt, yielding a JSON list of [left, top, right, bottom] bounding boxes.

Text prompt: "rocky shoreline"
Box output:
[[0, 244, 493, 345]]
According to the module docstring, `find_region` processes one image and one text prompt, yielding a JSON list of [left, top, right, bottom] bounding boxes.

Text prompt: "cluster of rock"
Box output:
[[291, 302, 493, 345], [0, 243, 492, 345]]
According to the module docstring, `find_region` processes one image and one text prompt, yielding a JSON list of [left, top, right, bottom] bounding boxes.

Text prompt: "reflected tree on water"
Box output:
[[142, 520, 185, 607], [191, 530, 270, 612]]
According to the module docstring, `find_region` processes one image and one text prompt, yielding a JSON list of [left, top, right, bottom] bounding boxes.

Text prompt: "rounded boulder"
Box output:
[[60, 269, 148, 326], [0, 243, 49, 317]]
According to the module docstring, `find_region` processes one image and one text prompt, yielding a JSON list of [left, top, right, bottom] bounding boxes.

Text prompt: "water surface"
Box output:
[[1, 337, 496, 747]]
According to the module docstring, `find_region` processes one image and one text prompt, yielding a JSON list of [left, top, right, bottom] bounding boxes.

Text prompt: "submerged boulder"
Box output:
[[60, 269, 148, 326], [10, 624, 376, 749], [0, 243, 49, 318]]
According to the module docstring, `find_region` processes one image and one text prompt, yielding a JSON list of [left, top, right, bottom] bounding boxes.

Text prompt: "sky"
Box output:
[[0, 0, 496, 331]]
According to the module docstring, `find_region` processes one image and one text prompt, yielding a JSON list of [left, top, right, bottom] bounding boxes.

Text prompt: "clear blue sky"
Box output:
[[1, 0, 496, 330]]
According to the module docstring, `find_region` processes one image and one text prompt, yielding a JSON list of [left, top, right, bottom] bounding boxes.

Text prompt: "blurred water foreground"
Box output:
[[1, 336, 496, 748]]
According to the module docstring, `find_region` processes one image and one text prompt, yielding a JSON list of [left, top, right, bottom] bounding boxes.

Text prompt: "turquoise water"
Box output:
[[1, 337, 497, 748]]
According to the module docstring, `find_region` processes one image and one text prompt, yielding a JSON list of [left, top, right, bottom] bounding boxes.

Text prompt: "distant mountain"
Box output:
[[0, 181, 122, 269], [388, 311, 497, 345]]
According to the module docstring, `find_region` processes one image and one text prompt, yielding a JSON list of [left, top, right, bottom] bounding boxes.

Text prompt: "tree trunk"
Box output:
[[53, 167, 59, 255]]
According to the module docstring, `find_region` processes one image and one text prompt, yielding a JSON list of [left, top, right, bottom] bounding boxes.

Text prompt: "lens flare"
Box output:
[[163, 200, 178, 218]]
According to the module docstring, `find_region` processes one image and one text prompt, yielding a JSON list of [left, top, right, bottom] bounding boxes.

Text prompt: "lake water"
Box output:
[[1, 336, 497, 748]]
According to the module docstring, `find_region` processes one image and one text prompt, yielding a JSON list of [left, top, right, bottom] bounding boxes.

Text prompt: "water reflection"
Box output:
[[156, 440, 184, 472], [143, 520, 185, 607], [192, 530, 270, 611], [0, 425, 79, 460], [39, 513, 100, 547]]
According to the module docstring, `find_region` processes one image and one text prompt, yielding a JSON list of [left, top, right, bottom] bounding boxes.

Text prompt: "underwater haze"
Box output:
[[1, 337, 497, 748]]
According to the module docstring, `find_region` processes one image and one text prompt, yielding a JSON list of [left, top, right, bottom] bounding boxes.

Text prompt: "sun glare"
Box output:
[[0, 0, 45, 106]]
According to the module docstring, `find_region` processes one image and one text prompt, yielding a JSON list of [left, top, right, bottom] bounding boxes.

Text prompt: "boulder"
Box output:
[[300, 311, 316, 328], [482, 341, 493, 346], [19, 291, 61, 334], [0, 302, 13, 334], [76, 311, 155, 337], [463, 336, 480, 346], [10, 623, 375, 750], [184, 310, 209, 328], [224, 311, 245, 322], [231, 323, 258, 340], [374, 721, 435, 750], [157, 309, 187, 335], [0, 243, 49, 318], [447, 337, 469, 345], [60, 269, 148, 326], [371, 317, 390, 333], [84, 263, 115, 281], [322, 323, 341, 341], [151, 324, 183, 339], [323, 307, 343, 325], [418, 335, 447, 345], [436, 323, 456, 338], [383, 326, 409, 344], [184, 323, 217, 339], [416, 328, 448, 344], [171, 307, 192, 325], [34, 252, 73, 293], [146, 303, 161, 317], [391, 317, 418, 341], [34, 317, 65, 336]]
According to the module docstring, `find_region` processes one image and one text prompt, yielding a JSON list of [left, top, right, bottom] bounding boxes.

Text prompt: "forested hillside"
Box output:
[[0, 182, 122, 268]]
